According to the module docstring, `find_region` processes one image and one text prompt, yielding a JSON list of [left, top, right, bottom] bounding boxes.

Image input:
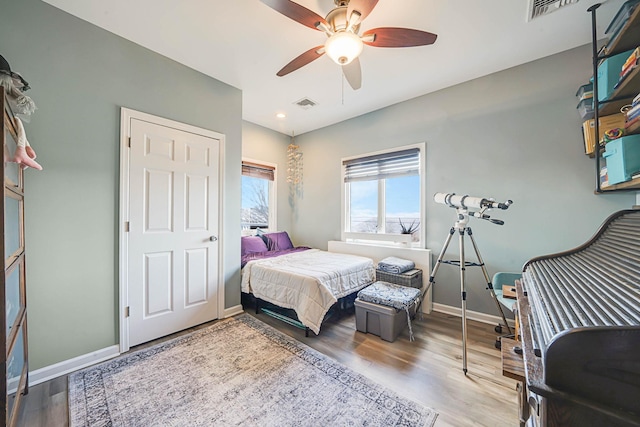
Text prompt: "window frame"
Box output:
[[341, 143, 426, 247], [241, 157, 277, 233]]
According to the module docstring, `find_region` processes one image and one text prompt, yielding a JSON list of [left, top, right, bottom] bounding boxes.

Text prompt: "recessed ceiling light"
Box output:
[[276, 113, 286, 119]]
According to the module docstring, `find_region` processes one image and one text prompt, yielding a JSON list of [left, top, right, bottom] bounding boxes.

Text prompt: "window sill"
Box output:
[[333, 240, 427, 252], [343, 232, 418, 247], [241, 228, 273, 237]]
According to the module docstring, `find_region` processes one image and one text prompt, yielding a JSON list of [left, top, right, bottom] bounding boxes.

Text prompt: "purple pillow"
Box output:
[[264, 231, 294, 251], [241, 236, 268, 256]]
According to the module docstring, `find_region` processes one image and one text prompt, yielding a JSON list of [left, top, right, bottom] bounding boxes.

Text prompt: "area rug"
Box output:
[[69, 314, 438, 426]]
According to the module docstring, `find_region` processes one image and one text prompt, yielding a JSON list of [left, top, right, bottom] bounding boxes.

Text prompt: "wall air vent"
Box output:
[[527, 0, 580, 21], [294, 97, 318, 110]]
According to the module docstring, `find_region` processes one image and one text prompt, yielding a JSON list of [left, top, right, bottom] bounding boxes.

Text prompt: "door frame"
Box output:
[[118, 107, 225, 353]]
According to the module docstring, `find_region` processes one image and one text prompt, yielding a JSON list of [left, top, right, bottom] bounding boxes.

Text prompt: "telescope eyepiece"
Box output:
[[496, 200, 513, 210]]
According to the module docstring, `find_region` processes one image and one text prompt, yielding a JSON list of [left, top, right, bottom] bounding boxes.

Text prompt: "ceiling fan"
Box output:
[[260, 0, 438, 90]]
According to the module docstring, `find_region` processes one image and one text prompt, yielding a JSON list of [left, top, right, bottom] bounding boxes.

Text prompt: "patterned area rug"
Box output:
[[69, 314, 438, 426]]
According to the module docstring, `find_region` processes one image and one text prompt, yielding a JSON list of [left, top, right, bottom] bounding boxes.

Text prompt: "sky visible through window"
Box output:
[[241, 176, 269, 228], [350, 175, 420, 234], [241, 174, 420, 233]]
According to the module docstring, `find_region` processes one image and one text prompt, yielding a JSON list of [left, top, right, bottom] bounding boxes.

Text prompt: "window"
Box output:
[[241, 160, 276, 232], [342, 145, 424, 245]]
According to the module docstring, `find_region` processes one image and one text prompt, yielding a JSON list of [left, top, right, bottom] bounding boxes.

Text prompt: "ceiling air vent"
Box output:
[[294, 97, 318, 110], [527, 0, 580, 21]]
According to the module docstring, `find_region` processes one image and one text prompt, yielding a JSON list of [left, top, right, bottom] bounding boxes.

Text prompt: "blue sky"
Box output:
[[243, 174, 420, 230], [350, 175, 420, 220]]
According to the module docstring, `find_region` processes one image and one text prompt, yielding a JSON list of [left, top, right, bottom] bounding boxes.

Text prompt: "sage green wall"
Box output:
[[1, 0, 242, 370], [292, 44, 635, 316], [242, 121, 294, 237]]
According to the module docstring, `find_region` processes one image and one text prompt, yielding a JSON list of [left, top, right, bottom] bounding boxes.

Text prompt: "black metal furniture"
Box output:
[[516, 209, 640, 426]]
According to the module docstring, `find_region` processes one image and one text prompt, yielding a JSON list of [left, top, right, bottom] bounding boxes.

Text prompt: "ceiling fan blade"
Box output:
[[342, 58, 362, 90], [277, 46, 325, 77], [347, 0, 379, 22], [362, 27, 438, 47], [260, 0, 328, 31]]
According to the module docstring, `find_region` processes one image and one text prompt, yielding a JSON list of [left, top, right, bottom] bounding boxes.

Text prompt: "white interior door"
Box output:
[[125, 115, 221, 347]]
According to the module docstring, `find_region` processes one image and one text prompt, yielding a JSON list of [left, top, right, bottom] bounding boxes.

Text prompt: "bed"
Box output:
[[241, 232, 375, 335]]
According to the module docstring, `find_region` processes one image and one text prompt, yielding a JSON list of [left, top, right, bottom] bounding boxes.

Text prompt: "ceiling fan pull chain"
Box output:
[[341, 70, 345, 106]]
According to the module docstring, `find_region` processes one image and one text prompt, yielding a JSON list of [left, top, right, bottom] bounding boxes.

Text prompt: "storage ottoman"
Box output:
[[355, 281, 421, 342]]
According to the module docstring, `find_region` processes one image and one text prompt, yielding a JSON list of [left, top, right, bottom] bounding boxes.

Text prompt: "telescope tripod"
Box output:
[[429, 208, 512, 375]]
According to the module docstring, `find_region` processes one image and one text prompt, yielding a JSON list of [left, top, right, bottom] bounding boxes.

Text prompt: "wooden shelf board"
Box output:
[[601, 175, 640, 191]]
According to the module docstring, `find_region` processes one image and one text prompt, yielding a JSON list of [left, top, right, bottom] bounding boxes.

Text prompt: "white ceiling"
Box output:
[[42, 0, 623, 136]]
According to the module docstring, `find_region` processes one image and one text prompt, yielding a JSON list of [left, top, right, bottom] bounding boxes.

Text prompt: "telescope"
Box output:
[[434, 193, 512, 211], [430, 192, 513, 374]]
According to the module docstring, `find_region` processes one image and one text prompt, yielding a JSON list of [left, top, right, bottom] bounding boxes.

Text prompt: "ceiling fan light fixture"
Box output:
[[324, 31, 363, 65]]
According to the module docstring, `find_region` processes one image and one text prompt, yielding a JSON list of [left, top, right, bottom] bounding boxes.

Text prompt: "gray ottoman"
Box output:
[[355, 281, 421, 342]]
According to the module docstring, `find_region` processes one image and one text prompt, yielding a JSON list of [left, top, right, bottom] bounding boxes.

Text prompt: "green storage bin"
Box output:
[[603, 135, 640, 184], [597, 50, 633, 102]]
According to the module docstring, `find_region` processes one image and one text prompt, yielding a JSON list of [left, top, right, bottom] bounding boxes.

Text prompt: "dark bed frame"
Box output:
[[241, 291, 359, 337]]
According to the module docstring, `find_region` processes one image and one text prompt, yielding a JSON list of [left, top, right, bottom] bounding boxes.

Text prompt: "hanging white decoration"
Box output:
[[286, 138, 303, 187]]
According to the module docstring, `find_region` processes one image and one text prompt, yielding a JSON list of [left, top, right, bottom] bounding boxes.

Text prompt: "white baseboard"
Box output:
[[24, 345, 120, 390], [432, 303, 516, 327], [224, 304, 244, 318]]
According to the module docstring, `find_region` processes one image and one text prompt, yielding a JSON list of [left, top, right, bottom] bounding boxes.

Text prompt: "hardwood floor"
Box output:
[[15, 309, 519, 426]]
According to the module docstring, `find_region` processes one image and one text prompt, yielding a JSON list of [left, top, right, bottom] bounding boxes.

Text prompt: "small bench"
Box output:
[[355, 281, 421, 342]]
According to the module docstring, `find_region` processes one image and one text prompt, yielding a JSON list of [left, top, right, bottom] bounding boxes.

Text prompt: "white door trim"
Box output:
[[119, 107, 225, 353]]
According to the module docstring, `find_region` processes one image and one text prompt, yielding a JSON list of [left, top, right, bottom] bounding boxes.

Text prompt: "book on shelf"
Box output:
[[627, 104, 640, 122], [628, 101, 640, 113], [620, 60, 638, 80], [628, 112, 640, 124], [626, 116, 640, 135], [626, 115, 640, 126]]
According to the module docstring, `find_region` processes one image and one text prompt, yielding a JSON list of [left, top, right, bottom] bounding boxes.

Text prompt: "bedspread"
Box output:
[[241, 249, 374, 334]]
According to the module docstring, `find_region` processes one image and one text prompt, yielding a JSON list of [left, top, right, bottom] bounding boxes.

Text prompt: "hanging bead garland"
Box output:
[[286, 143, 303, 186]]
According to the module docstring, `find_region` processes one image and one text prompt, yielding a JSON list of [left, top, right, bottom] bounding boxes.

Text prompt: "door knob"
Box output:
[[209, 236, 218, 242]]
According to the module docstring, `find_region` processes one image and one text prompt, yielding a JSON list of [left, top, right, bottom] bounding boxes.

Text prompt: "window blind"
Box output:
[[343, 148, 420, 182], [242, 161, 275, 181]]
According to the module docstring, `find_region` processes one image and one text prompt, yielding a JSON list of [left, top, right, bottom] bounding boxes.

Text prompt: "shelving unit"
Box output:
[[1, 90, 29, 426], [589, 3, 640, 192]]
